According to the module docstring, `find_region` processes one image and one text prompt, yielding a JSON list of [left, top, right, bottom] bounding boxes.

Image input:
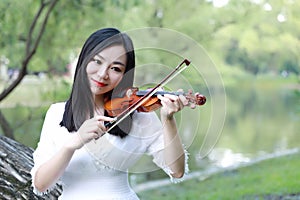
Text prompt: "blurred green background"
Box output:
[[0, 0, 299, 199]]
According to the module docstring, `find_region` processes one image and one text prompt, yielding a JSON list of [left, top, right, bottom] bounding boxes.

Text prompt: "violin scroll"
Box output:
[[195, 93, 206, 105]]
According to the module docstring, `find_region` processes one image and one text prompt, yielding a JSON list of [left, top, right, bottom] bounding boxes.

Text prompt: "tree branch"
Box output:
[[0, 0, 58, 102], [0, 110, 14, 139], [0, 0, 59, 139]]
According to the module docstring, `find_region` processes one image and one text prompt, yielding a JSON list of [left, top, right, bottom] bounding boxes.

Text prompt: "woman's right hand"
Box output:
[[65, 116, 115, 150]]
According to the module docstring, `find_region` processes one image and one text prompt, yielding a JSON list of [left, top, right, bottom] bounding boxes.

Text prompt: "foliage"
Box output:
[[0, 77, 71, 147], [0, 0, 299, 78]]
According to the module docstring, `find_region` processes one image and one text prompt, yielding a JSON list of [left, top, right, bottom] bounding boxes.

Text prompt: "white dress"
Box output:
[[31, 102, 188, 200]]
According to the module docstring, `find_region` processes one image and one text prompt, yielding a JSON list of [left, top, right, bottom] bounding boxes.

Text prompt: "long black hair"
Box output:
[[60, 28, 135, 138]]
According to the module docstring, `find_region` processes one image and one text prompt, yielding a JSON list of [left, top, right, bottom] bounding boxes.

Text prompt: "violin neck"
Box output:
[[136, 89, 206, 106], [136, 90, 184, 97]]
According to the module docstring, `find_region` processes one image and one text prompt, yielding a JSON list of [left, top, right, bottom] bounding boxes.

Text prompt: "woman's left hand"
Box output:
[[157, 91, 189, 119]]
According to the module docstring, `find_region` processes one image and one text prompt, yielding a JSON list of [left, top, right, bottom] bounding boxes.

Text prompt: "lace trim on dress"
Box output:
[[91, 157, 115, 171], [32, 181, 63, 196], [163, 145, 190, 183], [30, 165, 63, 196]]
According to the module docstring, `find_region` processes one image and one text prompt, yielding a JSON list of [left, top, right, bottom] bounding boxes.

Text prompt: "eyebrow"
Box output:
[[94, 55, 126, 67]]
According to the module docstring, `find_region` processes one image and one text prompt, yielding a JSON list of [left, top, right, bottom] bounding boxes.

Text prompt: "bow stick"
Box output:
[[105, 59, 191, 133]]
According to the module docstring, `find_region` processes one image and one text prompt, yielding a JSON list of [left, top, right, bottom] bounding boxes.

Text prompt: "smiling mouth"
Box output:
[[92, 79, 107, 87]]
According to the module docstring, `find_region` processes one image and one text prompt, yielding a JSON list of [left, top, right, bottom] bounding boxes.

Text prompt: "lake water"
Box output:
[[130, 79, 300, 184], [183, 80, 299, 170]]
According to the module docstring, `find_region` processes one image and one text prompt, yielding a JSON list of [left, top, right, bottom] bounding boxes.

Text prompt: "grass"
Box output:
[[138, 152, 300, 200]]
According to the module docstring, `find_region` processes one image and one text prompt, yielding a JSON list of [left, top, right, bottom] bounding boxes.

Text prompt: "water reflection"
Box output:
[[185, 80, 299, 171], [210, 82, 299, 155], [205, 148, 250, 168]]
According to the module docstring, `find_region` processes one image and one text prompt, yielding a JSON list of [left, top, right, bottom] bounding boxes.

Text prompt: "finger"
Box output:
[[157, 94, 170, 105], [96, 119, 111, 132], [96, 127, 106, 137], [77, 131, 97, 144], [157, 95, 169, 107], [82, 122, 104, 136], [157, 94, 164, 100], [157, 87, 164, 91], [158, 95, 174, 107], [167, 95, 184, 109], [178, 95, 189, 106], [98, 123, 107, 132], [158, 94, 178, 105], [175, 99, 184, 111], [92, 127, 107, 140], [160, 97, 180, 113], [160, 94, 179, 109], [177, 88, 184, 93], [190, 103, 196, 109], [162, 94, 178, 101], [94, 115, 117, 122], [94, 133, 100, 140]]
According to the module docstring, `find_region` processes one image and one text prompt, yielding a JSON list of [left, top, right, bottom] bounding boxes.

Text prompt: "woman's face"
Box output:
[[86, 45, 127, 96]]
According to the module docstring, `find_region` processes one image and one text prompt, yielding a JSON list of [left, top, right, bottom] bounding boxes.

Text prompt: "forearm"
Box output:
[[34, 146, 75, 192], [162, 115, 185, 178]]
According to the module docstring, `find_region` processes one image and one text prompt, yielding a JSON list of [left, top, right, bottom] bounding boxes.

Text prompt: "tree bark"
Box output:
[[0, 135, 62, 199]]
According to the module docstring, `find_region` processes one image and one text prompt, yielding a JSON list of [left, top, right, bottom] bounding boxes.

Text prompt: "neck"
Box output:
[[94, 94, 105, 111]]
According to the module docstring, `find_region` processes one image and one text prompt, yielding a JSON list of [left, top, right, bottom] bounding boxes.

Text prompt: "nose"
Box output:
[[97, 66, 109, 79]]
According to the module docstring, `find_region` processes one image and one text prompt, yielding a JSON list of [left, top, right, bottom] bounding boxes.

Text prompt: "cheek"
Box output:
[[116, 77, 123, 85], [113, 75, 124, 85], [86, 66, 95, 75], [86, 63, 97, 74]]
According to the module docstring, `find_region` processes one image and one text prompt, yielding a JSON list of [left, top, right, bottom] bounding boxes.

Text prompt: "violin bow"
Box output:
[[105, 59, 191, 133]]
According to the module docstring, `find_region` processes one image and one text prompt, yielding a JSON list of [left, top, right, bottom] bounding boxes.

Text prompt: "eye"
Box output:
[[111, 66, 124, 73], [91, 58, 102, 65]]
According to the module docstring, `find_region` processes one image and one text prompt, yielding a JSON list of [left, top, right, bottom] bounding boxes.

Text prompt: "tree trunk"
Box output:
[[0, 135, 62, 199], [0, 110, 14, 139]]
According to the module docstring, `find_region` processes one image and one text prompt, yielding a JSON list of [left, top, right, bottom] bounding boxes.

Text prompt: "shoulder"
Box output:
[[48, 102, 66, 111], [46, 102, 66, 113], [44, 102, 66, 123]]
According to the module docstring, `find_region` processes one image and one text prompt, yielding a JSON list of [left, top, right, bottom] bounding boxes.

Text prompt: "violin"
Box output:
[[103, 59, 206, 132], [104, 87, 206, 117]]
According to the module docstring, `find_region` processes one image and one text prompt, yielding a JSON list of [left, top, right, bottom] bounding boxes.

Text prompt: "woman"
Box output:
[[31, 28, 189, 200]]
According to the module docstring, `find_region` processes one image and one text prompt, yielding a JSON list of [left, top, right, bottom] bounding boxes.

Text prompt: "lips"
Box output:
[[92, 79, 107, 87]]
